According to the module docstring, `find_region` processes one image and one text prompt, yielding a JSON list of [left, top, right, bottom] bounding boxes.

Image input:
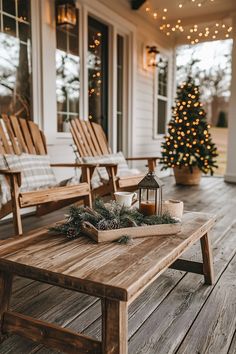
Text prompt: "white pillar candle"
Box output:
[[162, 200, 184, 219]]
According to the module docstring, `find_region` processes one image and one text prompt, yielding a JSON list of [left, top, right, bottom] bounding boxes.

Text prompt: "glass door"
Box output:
[[88, 16, 108, 135]]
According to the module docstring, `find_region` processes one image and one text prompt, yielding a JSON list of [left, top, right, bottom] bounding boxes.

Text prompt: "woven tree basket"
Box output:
[[173, 166, 202, 186]]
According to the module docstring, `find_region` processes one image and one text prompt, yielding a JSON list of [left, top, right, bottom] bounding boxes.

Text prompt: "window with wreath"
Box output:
[[0, 0, 32, 118]]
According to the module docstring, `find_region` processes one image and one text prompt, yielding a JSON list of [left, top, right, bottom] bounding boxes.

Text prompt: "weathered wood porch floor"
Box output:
[[0, 176, 236, 354]]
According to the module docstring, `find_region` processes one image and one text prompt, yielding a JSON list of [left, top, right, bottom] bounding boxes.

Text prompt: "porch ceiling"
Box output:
[[149, 0, 235, 22], [137, 0, 236, 45]]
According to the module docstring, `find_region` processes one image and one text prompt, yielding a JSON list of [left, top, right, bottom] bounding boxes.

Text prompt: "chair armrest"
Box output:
[[125, 156, 160, 161], [125, 156, 160, 172], [0, 169, 21, 175], [95, 163, 118, 168], [0, 169, 21, 187], [50, 163, 97, 168]]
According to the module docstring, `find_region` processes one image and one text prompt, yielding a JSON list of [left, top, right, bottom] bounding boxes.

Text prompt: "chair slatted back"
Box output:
[[1, 115, 21, 155], [0, 115, 47, 156], [0, 120, 14, 154], [70, 118, 110, 158], [91, 122, 110, 155]]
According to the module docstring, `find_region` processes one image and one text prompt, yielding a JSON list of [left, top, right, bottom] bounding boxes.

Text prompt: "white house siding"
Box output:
[[38, 0, 175, 180], [134, 36, 174, 175]]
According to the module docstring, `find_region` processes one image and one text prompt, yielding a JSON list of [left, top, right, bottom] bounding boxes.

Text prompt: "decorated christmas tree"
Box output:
[[160, 77, 218, 175]]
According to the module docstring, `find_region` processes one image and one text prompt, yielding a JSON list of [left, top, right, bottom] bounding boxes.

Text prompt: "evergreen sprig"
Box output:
[[50, 198, 178, 239]]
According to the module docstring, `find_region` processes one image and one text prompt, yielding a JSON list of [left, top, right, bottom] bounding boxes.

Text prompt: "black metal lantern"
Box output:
[[138, 171, 164, 216], [56, 0, 77, 29]]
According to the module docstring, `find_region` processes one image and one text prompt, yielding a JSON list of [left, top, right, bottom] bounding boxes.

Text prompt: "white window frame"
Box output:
[[153, 50, 172, 140], [37, 0, 136, 155], [31, 0, 43, 127], [82, 0, 136, 156]]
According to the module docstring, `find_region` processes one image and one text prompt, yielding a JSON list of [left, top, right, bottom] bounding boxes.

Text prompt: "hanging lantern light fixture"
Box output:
[[145, 46, 160, 68], [56, 0, 77, 29]]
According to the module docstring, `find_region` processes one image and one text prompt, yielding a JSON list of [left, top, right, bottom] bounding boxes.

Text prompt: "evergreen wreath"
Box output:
[[50, 198, 178, 240]]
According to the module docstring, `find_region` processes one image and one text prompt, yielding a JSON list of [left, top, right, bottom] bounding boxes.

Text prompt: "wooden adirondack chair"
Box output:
[[70, 118, 160, 196], [0, 115, 94, 236]]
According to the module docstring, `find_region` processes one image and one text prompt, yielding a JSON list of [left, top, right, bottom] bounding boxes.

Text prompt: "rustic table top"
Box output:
[[0, 212, 215, 302]]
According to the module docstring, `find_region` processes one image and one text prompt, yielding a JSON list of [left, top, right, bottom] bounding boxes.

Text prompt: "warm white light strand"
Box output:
[[143, 1, 232, 43]]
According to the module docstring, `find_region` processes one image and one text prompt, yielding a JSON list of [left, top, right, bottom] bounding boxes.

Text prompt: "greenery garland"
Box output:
[[50, 198, 178, 240]]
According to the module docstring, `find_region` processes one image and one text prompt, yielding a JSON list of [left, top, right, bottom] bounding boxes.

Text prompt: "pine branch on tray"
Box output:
[[49, 198, 178, 240]]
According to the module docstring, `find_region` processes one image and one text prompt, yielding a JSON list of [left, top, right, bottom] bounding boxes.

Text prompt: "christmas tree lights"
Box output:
[[160, 77, 218, 175]]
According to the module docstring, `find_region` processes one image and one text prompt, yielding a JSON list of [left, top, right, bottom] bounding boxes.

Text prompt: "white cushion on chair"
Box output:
[[4, 153, 57, 193], [82, 152, 141, 189], [0, 155, 11, 208]]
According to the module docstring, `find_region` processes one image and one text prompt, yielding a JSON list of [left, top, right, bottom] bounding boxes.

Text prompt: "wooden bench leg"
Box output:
[[200, 233, 214, 285], [0, 271, 13, 342], [102, 299, 128, 354]]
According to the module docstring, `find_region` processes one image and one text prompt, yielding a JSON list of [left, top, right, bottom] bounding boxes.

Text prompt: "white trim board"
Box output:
[[78, 0, 136, 33]]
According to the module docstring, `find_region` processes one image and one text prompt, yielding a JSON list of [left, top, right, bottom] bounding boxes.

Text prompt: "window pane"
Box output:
[[19, 22, 30, 43], [158, 56, 168, 97], [88, 17, 108, 135], [157, 99, 167, 135], [56, 9, 80, 132], [0, 1, 32, 119], [2, 0, 16, 17], [3, 15, 16, 37], [18, 0, 31, 23]]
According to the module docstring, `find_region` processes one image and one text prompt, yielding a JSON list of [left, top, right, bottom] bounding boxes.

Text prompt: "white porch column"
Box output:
[[225, 15, 236, 183]]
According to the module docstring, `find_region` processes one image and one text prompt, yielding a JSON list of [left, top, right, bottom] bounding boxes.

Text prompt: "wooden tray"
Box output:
[[81, 222, 181, 243]]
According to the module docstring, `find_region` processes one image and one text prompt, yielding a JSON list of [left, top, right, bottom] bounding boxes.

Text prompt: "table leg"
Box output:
[[0, 271, 13, 342], [102, 299, 128, 354], [200, 233, 214, 285]]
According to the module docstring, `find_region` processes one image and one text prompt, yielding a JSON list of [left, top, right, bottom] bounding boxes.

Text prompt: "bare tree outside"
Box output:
[[176, 39, 232, 126], [0, 0, 32, 119]]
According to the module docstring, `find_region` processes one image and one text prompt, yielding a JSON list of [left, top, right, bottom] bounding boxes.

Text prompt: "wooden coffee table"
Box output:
[[0, 212, 215, 354]]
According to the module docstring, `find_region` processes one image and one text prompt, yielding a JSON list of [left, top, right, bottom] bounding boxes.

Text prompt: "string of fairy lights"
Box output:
[[88, 31, 102, 120], [178, 0, 215, 9], [162, 82, 213, 170], [143, 1, 233, 44]]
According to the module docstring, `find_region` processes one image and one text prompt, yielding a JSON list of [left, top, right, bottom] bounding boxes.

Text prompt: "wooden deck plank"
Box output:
[[128, 223, 236, 354], [177, 252, 236, 354], [228, 330, 236, 354], [0, 285, 97, 353], [2, 311, 102, 354]]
